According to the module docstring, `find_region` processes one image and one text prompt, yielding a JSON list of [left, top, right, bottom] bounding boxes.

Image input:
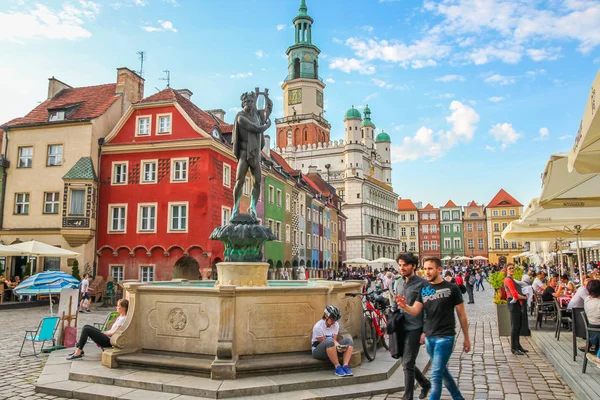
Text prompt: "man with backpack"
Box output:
[[465, 268, 475, 304]]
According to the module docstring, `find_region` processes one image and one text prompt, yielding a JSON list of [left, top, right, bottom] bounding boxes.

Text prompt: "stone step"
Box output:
[[116, 351, 214, 376], [39, 361, 408, 400]]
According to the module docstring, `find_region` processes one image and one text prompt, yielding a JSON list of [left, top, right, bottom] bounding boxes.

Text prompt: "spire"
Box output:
[[299, 0, 308, 15]]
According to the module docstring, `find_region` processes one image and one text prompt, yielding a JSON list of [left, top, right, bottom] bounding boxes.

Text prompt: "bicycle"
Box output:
[[346, 290, 390, 361]]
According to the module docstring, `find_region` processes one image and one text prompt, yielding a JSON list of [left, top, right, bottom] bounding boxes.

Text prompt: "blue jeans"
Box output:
[[425, 336, 463, 400]]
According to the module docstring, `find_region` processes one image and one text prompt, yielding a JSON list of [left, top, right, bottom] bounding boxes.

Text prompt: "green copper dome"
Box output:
[[345, 106, 361, 120], [362, 119, 375, 127], [376, 130, 391, 142], [362, 104, 375, 127]]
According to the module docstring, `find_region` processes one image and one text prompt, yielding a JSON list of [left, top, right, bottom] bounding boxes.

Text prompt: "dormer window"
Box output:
[[211, 127, 221, 139], [136, 116, 151, 136], [157, 113, 172, 135], [48, 110, 65, 121]]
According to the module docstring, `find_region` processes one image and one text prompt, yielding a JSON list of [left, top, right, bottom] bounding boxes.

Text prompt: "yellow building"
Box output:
[[0, 68, 143, 278], [485, 189, 524, 266]]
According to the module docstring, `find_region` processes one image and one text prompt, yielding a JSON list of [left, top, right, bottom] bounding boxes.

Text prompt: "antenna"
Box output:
[[159, 69, 171, 88], [137, 51, 145, 99]]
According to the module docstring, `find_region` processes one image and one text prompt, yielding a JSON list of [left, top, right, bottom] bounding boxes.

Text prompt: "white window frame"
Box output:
[[268, 185, 274, 203], [156, 113, 172, 135], [422, 225, 429, 233], [453, 224, 460, 233], [454, 238, 461, 249], [286, 224, 291, 243], [430, 213, 436, 220], [43, 191, 60, 214], [168, 202, 189, 232], [467, 223, 473, 232], [501, 210, 507, 216], [108, 204, 127, 233], [307, 232, 311, 249], [468, 239, 474, 249], [478, 223, 483, 232], [14, 193, 30, 215], [410, 227, 416, 236], [171, 158, 189, 183], [401, 227, 406, 236], [423, 241, 429, 251], [276, 189, 282, 207], [285, 193, 290, 212], [431, 225, 437, 233], [140, 160, 158, 184], [18, 146, 33, 168], [222, 206, 231, 227], [136, 115, 152, 136], [494, 238, 501, 249], [46, 144, 63, 166], [510, 209, 516, 216], [478, 239, 484, 249], [444, 238, 451, 249], [137, 203, 157, 233], [493, 210, 499, 216], [140, 265, 155, 282], [444, 225, 450, 233], [431, 241, 438, 250], [494, 223, 500, 232], [276, 221, 282, 241], [422, 213, 429, 220], [112, 161, 128, 185], [68, 188, 86, 216], [300, 230, 304, 246], [110, 265, 124, 282], [223, 163, 231, 187]]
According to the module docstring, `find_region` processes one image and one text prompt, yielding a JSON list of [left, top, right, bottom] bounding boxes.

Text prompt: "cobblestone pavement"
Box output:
[[0, 303, 112, 400], [352, 282, 577, 400], [0, 283, 577, 400]]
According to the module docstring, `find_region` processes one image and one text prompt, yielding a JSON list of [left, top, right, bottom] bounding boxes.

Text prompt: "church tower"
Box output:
[[276, 0, 331, 149]]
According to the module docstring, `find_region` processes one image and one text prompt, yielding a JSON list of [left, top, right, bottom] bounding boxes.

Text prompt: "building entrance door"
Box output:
[[173, 256, 200, 280]]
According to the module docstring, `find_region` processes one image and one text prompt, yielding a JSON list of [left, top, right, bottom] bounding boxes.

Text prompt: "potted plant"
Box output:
[[489, 266, 525, 336]]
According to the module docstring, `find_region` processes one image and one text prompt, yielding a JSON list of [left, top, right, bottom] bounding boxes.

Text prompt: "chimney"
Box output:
[[206, 109, 226, 122], [263, 134, 271, 157], [176, 89, 193, 101], [308, 165, 318, 175], [47, 77, 72, 99], [115, 67, 145, 109]]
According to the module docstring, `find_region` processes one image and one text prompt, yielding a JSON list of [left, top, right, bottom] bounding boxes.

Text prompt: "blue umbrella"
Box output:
[[14, 271, 80, 314]]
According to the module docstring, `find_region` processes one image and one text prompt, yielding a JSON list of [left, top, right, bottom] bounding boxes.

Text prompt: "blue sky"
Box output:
[[1, 0, 599, 209]]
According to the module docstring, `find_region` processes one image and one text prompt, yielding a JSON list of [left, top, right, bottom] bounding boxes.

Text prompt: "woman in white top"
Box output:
[[67, 299, 128, 360], [311, 305, 354, 377]]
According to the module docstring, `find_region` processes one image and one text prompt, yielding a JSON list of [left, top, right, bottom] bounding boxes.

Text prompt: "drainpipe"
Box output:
[[92, 137, 104, 277], [0, 128, 9, 229]]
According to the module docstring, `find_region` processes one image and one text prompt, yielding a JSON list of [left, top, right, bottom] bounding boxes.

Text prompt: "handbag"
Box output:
[[458, 284, 467, 294], [386, 310, 406, 359]]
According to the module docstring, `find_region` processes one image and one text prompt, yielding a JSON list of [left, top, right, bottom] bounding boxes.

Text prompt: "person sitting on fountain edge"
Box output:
[[311, 305, 354, 376]]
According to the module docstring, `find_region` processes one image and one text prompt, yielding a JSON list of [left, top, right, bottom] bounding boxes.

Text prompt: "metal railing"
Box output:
[[283, 73, 323, 83], [275, 113, 330, 127]]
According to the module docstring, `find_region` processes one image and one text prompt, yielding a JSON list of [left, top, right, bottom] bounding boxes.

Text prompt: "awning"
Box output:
[[540, 153, 600, 208]]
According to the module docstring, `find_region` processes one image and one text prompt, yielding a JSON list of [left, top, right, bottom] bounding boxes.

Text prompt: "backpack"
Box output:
[[468, 275, 476, 286]]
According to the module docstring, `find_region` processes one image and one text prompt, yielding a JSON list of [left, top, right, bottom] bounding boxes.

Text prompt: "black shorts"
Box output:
[[82, 292, 90, 300]]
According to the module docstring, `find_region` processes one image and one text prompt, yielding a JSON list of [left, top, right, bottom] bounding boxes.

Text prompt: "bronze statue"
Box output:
[[230, 88, 272, 221]]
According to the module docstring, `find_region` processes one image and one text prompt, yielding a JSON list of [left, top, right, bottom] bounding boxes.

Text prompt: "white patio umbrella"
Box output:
[[371, 257, 397, 264], [457, 256, 472, 260], [441, 256, 452, 261], [540, 153, 600, 208], [472, 256, 488, 260], [9, 240, 80, 257], [568, 69, 600, 174], [342, 258, 371, 265], [0, 244, 28, 256]]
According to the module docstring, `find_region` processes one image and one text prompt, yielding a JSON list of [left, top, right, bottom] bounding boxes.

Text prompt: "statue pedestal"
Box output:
[[215, 262, 269, 287]]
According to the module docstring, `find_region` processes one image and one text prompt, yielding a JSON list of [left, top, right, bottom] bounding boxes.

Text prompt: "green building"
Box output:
[[440, 200, 464, 261]]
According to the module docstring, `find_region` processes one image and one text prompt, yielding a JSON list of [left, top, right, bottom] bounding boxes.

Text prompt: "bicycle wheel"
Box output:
[[377, 313, 389, 350], [361, 311, 377, 361]]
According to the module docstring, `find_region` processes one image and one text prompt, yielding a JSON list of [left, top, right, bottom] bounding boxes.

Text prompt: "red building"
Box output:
[[96, 88, 234, 282], [418, 203, 441, 263]]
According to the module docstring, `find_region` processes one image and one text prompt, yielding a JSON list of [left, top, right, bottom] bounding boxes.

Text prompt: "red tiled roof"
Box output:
[[397, 199, 416, 210], [421, 203, 436, 210], [303, 175, 322, 196], [486, 189, 523, 208], [138, 88, 233, 135], [270, 150, 294, 173], [3, 83, 119, 128], [467, 200, 478, 207], [443, 200, 457, 207], [306, 172, 336, 198]]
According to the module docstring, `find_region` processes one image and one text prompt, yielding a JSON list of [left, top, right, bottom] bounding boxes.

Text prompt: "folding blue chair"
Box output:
[[19, 316, 60, 357]]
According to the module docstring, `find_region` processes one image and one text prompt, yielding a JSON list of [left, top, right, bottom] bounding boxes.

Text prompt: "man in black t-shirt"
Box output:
[[397, 256, 471, 400]]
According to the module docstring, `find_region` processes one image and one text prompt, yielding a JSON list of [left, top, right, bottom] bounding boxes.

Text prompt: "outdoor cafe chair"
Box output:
[[93, 311, 119, 332], [554, 298, 572, 340], [572, 307, 586, 361], [581, 311, 600, 374], [535, 298, 556, 329], [19, 316, 60, 357]]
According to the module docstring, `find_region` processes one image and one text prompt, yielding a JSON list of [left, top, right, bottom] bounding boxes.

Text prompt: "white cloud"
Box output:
[[362, 25, 374, 33], [435, 74, 465, 82], [344, 37, 452, 69], [466, 43, 523, 65], [539, 127, 550, 139], [228, 107, 241, 113], [484, 74, 516, 85], [560, 135, 573, 140], [0, 3, 98, 42], [142, 20, 177, 33], [527, 47, 562, 61], [230, 72, 253, 79], [391, 101, 478, 162], [372, 78, 393, 89], [162, 0, 179, 5], [363, 92, 379, 102], [488, 96, 504, 103], [132, 0, 146, 5], [485, 145, 496, 152], [430, 93, 454, 99], [489, 123, 522, 149], [329, 57, 376, 75], [276, 24, 286, 31], [255, 50, 264, 59], [325, 77, 336, 84]]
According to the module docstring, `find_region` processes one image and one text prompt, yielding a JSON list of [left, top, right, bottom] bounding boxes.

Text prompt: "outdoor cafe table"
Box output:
[[559, 295, 573, 308]]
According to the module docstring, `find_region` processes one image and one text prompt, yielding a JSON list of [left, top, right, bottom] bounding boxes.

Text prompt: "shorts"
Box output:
[[312, 337, 353, 361], [82, 292, 90, 300]]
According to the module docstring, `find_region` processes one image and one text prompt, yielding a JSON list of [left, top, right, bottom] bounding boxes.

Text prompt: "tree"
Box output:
[[23, 261, 31, 278], [71, 259, 81, 281]]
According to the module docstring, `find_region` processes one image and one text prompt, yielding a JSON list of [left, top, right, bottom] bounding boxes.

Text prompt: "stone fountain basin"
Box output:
[[103, 278, 364, 379]]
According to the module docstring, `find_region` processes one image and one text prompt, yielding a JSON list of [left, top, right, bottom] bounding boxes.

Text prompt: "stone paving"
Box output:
[[0, 283, 578, 400]]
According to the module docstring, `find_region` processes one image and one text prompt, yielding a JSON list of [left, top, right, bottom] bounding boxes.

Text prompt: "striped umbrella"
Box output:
[[14, 271, 80, 314]]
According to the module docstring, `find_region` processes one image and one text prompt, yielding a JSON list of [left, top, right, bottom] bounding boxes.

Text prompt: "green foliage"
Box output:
[[513, 266, 524, 281], [23, 261, 31, 277], [71, 259, 81, 282], [488, 270, 506, 290], [494, 290, 507, 305]]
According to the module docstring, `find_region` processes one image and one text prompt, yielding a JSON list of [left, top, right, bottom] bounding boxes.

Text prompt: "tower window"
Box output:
[[294, 58, 300, 79]]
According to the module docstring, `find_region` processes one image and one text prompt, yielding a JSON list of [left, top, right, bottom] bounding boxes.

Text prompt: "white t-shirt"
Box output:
[[532, 278, 543, 294], [585, 297, 600, 325], [107, 315, 127, 335], [311, 319, 339, 347], [80, 279, 90, 294]]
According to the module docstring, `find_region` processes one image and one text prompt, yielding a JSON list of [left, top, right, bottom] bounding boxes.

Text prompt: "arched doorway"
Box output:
[[174, 256, 200, 280], [210, 258, 222, 280], [307, 260, 312, 268], [499, 256, 507, 266], [299, 260, 305, 266]]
